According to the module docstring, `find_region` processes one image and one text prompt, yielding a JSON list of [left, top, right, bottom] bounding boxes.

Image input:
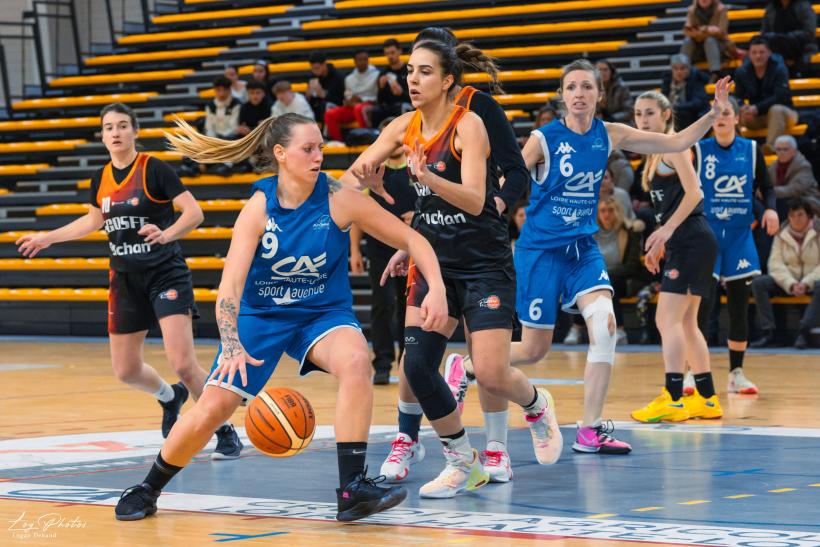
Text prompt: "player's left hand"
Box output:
[[138, 223, 168, 245], [419, 286, 448, 332], [404, 141, 430, 185], [761, 209, 780, 236], [711, 76, 733, 117], [644, 225, 672, 274]]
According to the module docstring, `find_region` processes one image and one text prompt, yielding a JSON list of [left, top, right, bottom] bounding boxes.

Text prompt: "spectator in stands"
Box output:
[[596, 60, 633, 123], [203, 76, 241, 175], [751, 198, 820, 349], [349, 118, 416, 385], [600, 166, 635, 221], [271, 80, 315, 120], [593, 196, 647, 345], [238, 81, 272, 137], [250, 60, 275, 100], [534, 104, 559, 128], [761, 0, 818, 77], [371, 39, 411, 127], [509, 201, 527, 250], [735, 35, 798, 153], [324, 50, 380, 143], [681, 0, 733, 81], [607, 150, 636, 193], [769, 134, 820, 218], [306, 52, 346, 123], [224, 65, 248, 103], [662, 54, 710, 130]]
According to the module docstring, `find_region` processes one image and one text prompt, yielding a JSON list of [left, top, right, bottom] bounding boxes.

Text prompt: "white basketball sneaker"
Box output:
[[419, 448, 488, 499], [525, 388, 563, 465], [380, 433, 425, 483], [728, 368, 759, 394], [480, 442, 513, 483]]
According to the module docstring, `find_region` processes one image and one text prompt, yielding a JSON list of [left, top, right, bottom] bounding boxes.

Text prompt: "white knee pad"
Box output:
[[581, 295, 617, 365]]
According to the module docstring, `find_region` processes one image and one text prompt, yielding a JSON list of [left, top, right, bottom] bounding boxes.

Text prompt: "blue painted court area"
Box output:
[[2, 424, 818, 538]]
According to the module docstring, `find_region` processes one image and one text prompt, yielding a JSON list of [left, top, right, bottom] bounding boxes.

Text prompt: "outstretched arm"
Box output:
[[609, 76, 732, 155], [16, 207, 104, 258]]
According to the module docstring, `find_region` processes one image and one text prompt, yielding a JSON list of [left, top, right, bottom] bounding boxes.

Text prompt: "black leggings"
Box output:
[[698, 278, 752, 343]]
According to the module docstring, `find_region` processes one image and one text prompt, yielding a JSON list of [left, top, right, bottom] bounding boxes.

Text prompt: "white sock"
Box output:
[[398, 399, 423, 415], [484, 410, 509, 448], [442, 432, 472, 460], [153, 381, 175, 403], [523, 387, 546, 416]]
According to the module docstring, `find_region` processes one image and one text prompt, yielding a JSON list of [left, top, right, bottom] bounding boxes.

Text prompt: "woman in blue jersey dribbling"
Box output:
[[114, 113, 448, 523], [514, 60, 732, 453]]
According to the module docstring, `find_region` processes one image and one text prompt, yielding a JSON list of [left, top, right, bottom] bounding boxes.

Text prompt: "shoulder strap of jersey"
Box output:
[[402, 110, 423, 148], [140, 154, 169, 204], [448, 106, 470, 162], [455, 86, 477, 109]]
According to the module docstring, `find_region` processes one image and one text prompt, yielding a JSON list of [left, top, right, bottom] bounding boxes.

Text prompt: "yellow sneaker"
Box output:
[[683, 391, 723, 419], [631, 389, 690, 423]]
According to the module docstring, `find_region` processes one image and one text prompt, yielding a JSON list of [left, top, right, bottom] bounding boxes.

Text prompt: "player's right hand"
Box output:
[[210, 341, 264, 388], [380, 249, 410, 286], [419, 287, 448, 332], [15, 233, 51, 258]]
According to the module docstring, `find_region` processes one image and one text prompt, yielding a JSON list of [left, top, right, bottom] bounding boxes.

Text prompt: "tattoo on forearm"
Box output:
[[327, 176, 343, 195], [217, 297, 242, 359]]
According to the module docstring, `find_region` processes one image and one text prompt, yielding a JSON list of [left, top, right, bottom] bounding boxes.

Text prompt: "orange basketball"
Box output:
[[244, 387, 316, 457]]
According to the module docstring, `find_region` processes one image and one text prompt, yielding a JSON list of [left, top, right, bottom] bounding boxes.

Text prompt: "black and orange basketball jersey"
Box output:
[[454, 85, 478, 109], [94, 153, 183, 272], [403, 106, 513, 279]]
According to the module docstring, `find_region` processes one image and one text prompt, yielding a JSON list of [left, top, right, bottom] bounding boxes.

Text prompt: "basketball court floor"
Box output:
[[1, 337, 819, 546]]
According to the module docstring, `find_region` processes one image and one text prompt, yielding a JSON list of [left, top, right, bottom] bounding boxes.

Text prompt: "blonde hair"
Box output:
[[165, 113, 315, 172], [636, 90, 675, 191]]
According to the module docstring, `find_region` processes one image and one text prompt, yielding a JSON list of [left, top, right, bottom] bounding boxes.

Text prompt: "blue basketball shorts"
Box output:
[[710, 223, 761, 281]]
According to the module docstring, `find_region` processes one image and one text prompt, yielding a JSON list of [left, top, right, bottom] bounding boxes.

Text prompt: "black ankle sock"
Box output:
[[694, 372, 716, 399], [439, 428, 465, 447], [337, 442, 367, 489], [665, 373, 684, 401], [144, 452, 182, 491], [729, 350, 744, 371], [398, 408, 422, 442]]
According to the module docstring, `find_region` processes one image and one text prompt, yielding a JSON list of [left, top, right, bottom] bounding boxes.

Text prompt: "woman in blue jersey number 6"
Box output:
[[114, 113, 448, 523], [514, 60, 732, 454]]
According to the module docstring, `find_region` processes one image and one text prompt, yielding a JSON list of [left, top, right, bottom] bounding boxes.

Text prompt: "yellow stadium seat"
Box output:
[[152, 5, 291, 24], [0, 164, 50, 175], [0, 117, 99, 131], [118, 26, 260, 45], [0, 227, 232, 244], [50, 70, 193, 87], [36, 199, 245, 216], [0, 287, 218, 302], [0, 140, 86, 153], [741, 124, 807, 139], [0, 256, 224, 271], [85, 47, 227, 66], [12, 92, 156, 110]]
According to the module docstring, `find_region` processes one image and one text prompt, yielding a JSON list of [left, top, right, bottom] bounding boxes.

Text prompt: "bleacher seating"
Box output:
[[0, 0, 817, 337]]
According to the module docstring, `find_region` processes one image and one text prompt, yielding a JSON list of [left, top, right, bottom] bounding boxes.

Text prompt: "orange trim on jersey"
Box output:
[[455, 85, 477, 110], [96, 153, 146, 207], [449, 121, 462, 163], [142, 156, 171, 204], [405, 105, 466, 152]]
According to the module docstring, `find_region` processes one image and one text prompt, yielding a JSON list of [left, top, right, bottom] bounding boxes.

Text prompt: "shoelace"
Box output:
[[483, 450, 504, 466], [120, 483, 152, 501], [350, 466, 388, 488], [385, 438, 414, 464], [592, 420, 617, 442]]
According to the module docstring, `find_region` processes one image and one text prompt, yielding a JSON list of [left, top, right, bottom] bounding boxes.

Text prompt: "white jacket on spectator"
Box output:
[[768, 219, 820, 292], [271, 92, 315, 120], [205, 96, 241, 138], [344, 65, 379, 103]]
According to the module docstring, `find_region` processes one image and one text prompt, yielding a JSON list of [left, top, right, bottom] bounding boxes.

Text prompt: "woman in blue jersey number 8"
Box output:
[[515, 60, 733, 453], [114, 113, 448, 523], [344, 38, 562, 499], [688, 97, 778, 396]]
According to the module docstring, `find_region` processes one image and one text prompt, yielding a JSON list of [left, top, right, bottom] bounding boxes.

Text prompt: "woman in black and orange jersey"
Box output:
[[15, 103, 241, 458], [341, 35, 560, 500]]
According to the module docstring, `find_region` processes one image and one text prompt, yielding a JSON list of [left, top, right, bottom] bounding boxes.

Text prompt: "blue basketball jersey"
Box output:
[[696, 136, 756, 228], [516, 118, 611, 250], [240, 173, 352, 313]]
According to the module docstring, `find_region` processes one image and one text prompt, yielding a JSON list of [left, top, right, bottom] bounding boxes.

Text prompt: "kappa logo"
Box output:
[[599, 269, 610, 281], [271, 253, 327, 280], [737, 258, 752, 270], [555, 141, 576, 155]]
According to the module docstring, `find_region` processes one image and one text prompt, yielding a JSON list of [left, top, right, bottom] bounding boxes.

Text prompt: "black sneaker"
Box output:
[[373, 369, 391, 385], [115, 483, 160, 521], [336, 468, 407, 522], [750, 330, 777, 348], [158, 382, 188, 438], [211, 424, 243, 460]]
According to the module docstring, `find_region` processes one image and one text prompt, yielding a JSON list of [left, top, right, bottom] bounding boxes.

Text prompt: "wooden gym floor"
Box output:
[[1, 338, 819, 546]]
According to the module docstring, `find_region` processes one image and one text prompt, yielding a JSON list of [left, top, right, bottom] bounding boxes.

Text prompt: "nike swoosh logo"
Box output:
[[669, 403, 684, 408], [351, 450, 366, 455]]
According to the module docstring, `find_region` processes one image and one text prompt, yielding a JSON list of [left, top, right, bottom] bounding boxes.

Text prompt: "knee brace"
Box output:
[[402, 327, 456, 421], [726, 278, 751, 342], [581, 296, 617, 365]]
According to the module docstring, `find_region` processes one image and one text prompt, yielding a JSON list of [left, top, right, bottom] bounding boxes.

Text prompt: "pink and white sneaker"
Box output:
[[572, 420, 632, 455], [524, 388, 563, 465], [380, 433, 425, 483], [444, 353, 469, 413], [480, 443, 513, 483]]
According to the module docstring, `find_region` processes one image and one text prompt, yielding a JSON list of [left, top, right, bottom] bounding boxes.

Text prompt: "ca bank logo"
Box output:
[[261, 216, 282, 259], [271, 253, 327, 280], [555, 141, 576, 155], [714, 174, 747, 198]]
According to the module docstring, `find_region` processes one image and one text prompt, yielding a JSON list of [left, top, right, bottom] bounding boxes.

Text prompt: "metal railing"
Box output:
[[0, 19, 41, 117]]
